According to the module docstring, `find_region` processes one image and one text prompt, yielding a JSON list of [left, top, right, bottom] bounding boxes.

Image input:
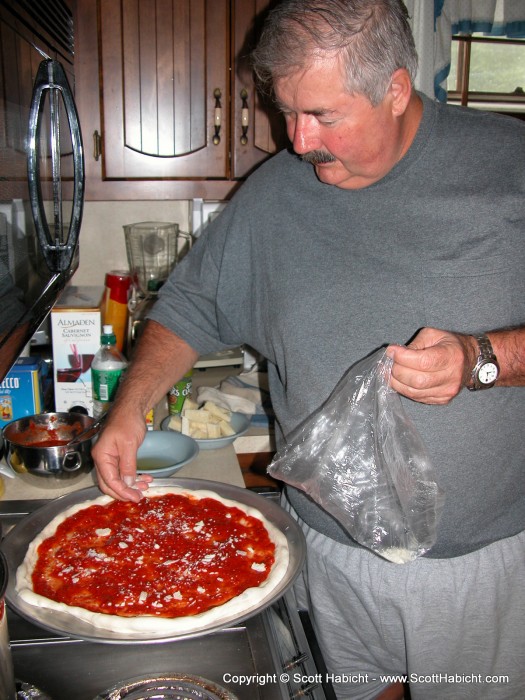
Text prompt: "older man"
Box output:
[[93, 2, 525, 698]]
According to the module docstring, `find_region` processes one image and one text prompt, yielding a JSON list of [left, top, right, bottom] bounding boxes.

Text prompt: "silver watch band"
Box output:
[[474, 333, 496, 360], [468, 333, 499, 391]]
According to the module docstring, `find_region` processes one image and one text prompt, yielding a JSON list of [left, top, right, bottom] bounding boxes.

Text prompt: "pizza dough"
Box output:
[[15, 486, 290, 636]]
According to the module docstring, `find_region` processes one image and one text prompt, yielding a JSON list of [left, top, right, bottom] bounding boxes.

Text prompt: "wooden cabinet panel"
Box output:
[[76, 0, 288, 199], [231, 0, 288, 179], [99, 0, 229, 179], [0, 20, 31, 187]]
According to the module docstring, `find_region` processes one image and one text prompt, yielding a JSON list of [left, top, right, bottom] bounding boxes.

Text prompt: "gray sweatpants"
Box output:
[[288, 504, 525, 700]]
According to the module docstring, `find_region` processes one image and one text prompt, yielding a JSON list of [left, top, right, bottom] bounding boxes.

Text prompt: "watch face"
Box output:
[[479, 362, 498, 385]]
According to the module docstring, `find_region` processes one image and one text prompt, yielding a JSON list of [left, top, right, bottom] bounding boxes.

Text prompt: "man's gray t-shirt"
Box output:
[[149, 94, 525, 558]]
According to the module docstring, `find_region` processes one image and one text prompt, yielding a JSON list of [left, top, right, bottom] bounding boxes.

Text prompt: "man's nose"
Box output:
[[289, 115, 320, 154]]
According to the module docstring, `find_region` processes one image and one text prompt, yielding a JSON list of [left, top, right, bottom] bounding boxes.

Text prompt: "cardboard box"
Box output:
[[51, 286, 104, 416], [0, 356, 44, 426]]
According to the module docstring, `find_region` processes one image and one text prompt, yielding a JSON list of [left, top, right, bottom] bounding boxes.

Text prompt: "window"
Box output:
[[447, 34, 525, 118]]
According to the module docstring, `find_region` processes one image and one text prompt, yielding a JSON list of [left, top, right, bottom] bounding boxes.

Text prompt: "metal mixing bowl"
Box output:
[[2, 412, 96, 478]]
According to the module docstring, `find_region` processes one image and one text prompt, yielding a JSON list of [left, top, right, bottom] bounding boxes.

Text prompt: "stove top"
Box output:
[[2, 495, 336, 700], [93, 673, 238, 699], [8, 593, 334, 700]]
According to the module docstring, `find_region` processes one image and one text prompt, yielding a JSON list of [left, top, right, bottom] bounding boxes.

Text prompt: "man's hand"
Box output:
[[386, 328, 476, 404], [90, 320, 200, 500], [91, 409, 153, 501]]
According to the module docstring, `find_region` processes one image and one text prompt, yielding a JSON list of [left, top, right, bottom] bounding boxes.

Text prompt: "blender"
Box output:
[[124, 221, 192, 351], [124, 222, 193, 298]]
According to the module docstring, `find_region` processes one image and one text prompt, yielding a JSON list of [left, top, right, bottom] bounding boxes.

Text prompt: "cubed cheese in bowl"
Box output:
[[160, 400, 250, 450]]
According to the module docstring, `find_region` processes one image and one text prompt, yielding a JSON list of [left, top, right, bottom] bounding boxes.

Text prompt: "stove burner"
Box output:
[[93, 674, 239, 700]]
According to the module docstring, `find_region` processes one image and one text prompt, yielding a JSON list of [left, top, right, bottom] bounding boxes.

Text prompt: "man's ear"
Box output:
[[389, 68, 413, 116]]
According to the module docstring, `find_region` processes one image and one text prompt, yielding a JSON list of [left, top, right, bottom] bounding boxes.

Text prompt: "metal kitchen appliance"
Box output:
[[0, 488, 336, 700], [6, 591, 334, 700], [0, 0, 84, 382]]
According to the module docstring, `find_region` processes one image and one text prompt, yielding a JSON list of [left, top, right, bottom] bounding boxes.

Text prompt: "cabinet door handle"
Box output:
[[213, 88, 222, 145], [93, 130, 102, 161], [240, 89, 249, 145]]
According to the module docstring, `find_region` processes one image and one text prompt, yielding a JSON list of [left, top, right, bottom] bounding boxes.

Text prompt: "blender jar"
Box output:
[[124, 222, 180, 296]]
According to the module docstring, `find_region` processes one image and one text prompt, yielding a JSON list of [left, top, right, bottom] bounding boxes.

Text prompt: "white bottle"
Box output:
[[91, 324, 128, 419]]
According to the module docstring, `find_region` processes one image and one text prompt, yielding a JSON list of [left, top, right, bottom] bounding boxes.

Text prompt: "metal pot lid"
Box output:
[[93, 674, 238, 700], [1, 478, 306, 644]]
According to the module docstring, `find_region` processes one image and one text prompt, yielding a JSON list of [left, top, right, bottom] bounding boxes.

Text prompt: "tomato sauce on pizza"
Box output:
[[30, 493, 276, 618]]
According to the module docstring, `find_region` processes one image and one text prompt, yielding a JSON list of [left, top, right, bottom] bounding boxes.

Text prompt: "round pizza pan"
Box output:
[[1, 478, 306, 644]]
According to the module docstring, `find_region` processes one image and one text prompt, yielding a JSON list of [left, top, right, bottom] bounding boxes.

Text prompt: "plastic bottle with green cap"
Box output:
[[91, 324, 128, 418]]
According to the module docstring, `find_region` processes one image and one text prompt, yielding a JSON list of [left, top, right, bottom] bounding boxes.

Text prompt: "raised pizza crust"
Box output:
[[15, 486, 290, 636]]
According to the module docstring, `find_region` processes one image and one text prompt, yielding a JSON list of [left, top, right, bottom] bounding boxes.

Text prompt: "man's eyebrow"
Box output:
[[274, 100, 338, 117]]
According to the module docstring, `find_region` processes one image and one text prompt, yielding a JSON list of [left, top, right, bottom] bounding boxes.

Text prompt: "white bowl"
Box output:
[[161, 411, 250, 450], [136, 430, 199, 477]]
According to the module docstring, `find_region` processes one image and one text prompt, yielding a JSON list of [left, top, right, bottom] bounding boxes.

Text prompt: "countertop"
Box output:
[[0, 365, 273, 501], [0, 442, 245, 501]]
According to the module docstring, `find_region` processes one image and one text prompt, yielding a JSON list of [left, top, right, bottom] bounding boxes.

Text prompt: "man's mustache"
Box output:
[[300, 150, 337, 165]]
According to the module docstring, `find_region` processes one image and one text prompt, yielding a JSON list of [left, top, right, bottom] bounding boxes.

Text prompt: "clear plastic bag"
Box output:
[[268, 349, 445, 563]]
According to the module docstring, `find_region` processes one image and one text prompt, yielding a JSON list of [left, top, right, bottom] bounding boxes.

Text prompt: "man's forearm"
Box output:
[[113, 319, 199, 417], [486, 326, 525, 387]]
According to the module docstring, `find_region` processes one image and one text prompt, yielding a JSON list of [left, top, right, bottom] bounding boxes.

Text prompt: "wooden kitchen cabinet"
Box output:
[[76, 0, 288, 200], [99, 0, 229, 181], [231, 0, 290, 179]]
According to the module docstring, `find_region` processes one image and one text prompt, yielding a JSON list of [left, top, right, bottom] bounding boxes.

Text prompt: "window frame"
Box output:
[[447, 35, 525, 118]]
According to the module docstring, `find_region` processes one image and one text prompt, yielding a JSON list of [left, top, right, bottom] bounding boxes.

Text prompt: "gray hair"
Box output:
[[252, 0, 418, 106]]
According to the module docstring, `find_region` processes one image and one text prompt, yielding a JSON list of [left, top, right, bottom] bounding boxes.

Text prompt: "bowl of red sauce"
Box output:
[[2, 412, 96, 478]]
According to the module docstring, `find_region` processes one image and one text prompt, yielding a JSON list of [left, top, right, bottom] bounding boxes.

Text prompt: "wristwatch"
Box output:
[[468, 334, 499, 391]]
